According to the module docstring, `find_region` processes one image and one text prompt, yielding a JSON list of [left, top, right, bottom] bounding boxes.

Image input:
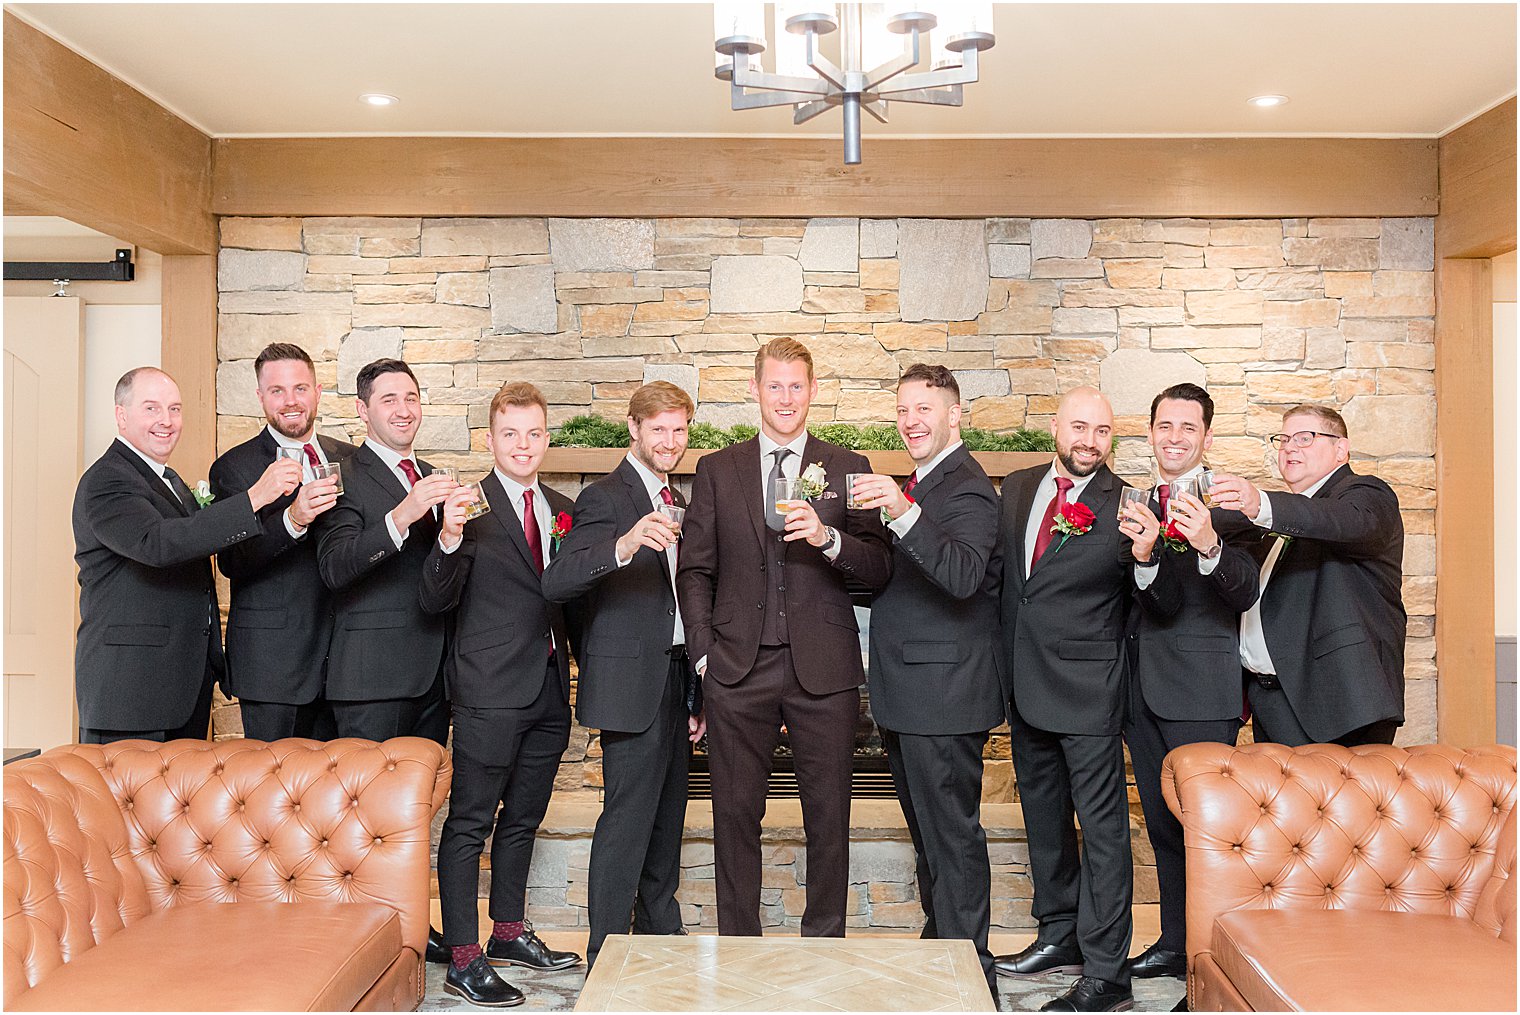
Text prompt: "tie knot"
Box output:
[[1156, 483, 1170, 499], [1055, 477, 1073, 493], [302, 443, 321, 469], [772, 448, 792, 464], [523, 487, 535, 508], [659, 486, 674, 506], [397, 458, 420, 486], [163, 466, 182, 484]]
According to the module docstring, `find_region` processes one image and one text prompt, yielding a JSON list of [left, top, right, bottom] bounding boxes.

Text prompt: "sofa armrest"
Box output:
[[61, 737, 451, 961]]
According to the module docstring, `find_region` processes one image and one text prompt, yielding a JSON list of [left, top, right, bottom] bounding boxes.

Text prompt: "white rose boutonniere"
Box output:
[[797, 461, 829, 500], [193, 480, 215, 508]]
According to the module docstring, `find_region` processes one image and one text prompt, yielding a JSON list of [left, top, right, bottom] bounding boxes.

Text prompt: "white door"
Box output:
[[4, 296, 85, 750]]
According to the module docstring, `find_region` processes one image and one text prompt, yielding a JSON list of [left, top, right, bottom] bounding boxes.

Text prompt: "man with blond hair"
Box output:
[[1209, 403, 1405, 747], [544, 380, 705, 969], [678, 338, 891, 938], [422, 381, 581, 1006]]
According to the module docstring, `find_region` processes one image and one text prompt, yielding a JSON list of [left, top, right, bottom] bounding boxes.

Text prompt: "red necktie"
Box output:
[[903, 474, 918, 497], [659, 486, 674, 507], [397, 458, 420, 488], [1030, 477, 1074, 569], [303, 443, 321, 469], [1156, 483, 1170, 522], [522, 488, 544, 575]]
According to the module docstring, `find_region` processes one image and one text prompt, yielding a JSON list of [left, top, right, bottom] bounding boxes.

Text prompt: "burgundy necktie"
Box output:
[[522, 488, 544, 575], [302, 443, 321, 470], [903, 473, 918, 497], [1156, 483, 1171, 522], [659, 486, 674, 507], [397, 458, 420, 488], [1030, 477, 1074, 569]]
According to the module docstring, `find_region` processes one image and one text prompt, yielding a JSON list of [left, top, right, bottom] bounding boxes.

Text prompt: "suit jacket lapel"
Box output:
[[1011, 468, 1042, 580], [355, 443, 411, 502], [1030, 465, 1116, 578], [485, 472, 540, 573], [616, 458, 673, 583], [910, 444, 966, 505], [113, 440, 188, 517], [734, 439, 767, 550]]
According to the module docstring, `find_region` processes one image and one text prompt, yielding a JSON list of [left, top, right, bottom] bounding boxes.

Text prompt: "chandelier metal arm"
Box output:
[[858, 29, 920, 93], [874, 45, 981, 95], [861, 100, 890, 124], [870, 85, 963, 107], [733, 84, 832, 110], [731, 61, 831, 96], [792, 99, 832, 125], [804, 29, 846, 91]]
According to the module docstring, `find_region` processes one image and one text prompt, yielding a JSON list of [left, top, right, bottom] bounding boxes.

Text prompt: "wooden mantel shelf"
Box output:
[[542, 447, 1049, 478]]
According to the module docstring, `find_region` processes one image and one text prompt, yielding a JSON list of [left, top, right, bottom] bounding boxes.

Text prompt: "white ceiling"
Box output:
[[6, 3, 1516, 139]]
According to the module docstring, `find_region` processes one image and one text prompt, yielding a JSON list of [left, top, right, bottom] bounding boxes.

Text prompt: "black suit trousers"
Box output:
[[439, 665, 571, 944], [705, 645, 856, 937], [587, 657, 691, 968], [883, 728, 995, 996], [1007, 705, 1133, 986], [238, 695, 337, 742], [1123, 678, 1241, 952], [330, 670, 448, 744]]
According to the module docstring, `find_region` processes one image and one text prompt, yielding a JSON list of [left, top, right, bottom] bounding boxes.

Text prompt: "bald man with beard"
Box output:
[[990, 387, 1135, 1013]]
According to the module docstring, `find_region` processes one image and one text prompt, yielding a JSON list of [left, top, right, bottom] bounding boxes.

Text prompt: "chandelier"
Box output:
[[712, 3, 996, 165]]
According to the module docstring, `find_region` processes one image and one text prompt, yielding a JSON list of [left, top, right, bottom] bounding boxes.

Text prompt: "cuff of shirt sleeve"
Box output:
[[887, 502, 921, 538], [1134, 561, 1159, 589], [283, 507, 307, 540], [1197, 551, 1222, 575], [1252, 491, 1274, 529], [385, 511, 407, 549]]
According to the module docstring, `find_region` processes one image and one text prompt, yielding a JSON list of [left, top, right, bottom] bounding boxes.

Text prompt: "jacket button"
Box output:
[[756, 603, 764, 610], [1020, 597, 1029, 605], [668, 608, 675, 616]]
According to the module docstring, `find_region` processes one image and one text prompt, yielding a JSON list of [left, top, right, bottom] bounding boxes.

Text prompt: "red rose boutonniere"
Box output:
[[1049, 500, 1096, 553], [551, 511, 572, 552], [1160, 519, 1190, 553]]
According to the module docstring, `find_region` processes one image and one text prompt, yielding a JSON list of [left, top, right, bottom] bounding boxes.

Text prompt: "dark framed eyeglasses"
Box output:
[[1268, 430, 1342, 450]]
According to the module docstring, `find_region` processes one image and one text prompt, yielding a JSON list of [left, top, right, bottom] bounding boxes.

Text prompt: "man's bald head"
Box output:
[[1051, 386, 1113, 479], [114, 366, 174, 407]]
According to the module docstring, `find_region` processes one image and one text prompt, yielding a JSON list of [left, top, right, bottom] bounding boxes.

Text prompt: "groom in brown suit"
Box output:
[[677, 338, 891, 936]]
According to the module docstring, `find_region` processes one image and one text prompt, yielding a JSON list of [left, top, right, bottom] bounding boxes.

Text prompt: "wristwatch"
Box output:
[[1199, 540, 1223, 561], [820, 525, 840, 554]]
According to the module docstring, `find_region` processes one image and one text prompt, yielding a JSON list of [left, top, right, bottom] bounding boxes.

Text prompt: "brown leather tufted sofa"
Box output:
[[1163, 742, 1516, 1012], [4, 737, 451, 1011]]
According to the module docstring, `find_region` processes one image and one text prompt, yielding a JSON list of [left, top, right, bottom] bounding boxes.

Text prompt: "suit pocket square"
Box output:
[[104, 624, 170, 647]]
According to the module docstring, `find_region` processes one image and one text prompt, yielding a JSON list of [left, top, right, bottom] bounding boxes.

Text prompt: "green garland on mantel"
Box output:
[[550, 415, 1057, 453]]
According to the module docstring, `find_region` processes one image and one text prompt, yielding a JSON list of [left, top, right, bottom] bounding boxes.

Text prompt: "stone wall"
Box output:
[[214, 214, 1440, 753]]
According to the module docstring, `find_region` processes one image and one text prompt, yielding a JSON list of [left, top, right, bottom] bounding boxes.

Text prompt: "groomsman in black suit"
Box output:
[[315, 358, 456, 744], [1208, 403, 1406, 747], [991, 386, 1134, 1013], [677, 338, 892, 938], [421, 382, 581, 1007], [74, 367, 300, 743], [849, 364, 1004, 1000], [1115, 384, 1258, 983], [542, 381, 705, 971], [211, 343, 354, 741]]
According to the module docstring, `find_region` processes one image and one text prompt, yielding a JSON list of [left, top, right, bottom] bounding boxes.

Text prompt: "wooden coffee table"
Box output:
[[576, 934, 996, 1011]]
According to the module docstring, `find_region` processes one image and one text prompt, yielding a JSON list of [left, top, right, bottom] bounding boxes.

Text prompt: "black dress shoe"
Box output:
[[444, 956, 525, 1008], [1128, 942, 1187, 979], [425, 926, 450, 964], [994, 941, 1085, 978], [1039, 976, 1134, 1012], [485, 922, 583, 970]]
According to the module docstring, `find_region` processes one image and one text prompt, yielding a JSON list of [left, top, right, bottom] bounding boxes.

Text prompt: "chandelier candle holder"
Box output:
[[713, 3, 995, 165]]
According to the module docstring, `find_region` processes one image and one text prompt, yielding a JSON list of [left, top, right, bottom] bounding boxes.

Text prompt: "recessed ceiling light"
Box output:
[[359, 93, 399, 107], [1248, 94, 1289, 108]]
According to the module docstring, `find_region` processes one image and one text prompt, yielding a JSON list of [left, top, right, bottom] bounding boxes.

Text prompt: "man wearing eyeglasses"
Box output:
[[1208, 403, 1405, 747]]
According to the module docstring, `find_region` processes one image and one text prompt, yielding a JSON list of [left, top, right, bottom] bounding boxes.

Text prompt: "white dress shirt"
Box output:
[[617, 452, 685, 646], [115, 436, 179, 500], [1023, 460, 1099, 577], [887, 440, 963, 539], [1238, 470, 1337, 674], [365, 438, 427, 549], [757, 431, 840, 561], [1133, 463, 1222, 589], [269, 425, 331, 539]]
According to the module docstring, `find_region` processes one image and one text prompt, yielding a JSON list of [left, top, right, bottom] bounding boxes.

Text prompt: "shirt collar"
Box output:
[[1154, 463, 1206, 487], [115, 435, 167, 478], [494, 468, 543, 506], [624, 452, 668, 500], [1297, 468, 1338, 499], [914, 440, 963, 483], [1043, 458, 1099, 497], [758, 430, 809, 461], [267, 424, 318, 452], [364, 438, 417, 475]]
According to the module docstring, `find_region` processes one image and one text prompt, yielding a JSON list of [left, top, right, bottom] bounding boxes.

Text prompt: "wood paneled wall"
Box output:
[[211, 136, 1439, 219], [1434, 98, 1517, 746], [2, 12, 215, 255], [160, 256, 219, 481]]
